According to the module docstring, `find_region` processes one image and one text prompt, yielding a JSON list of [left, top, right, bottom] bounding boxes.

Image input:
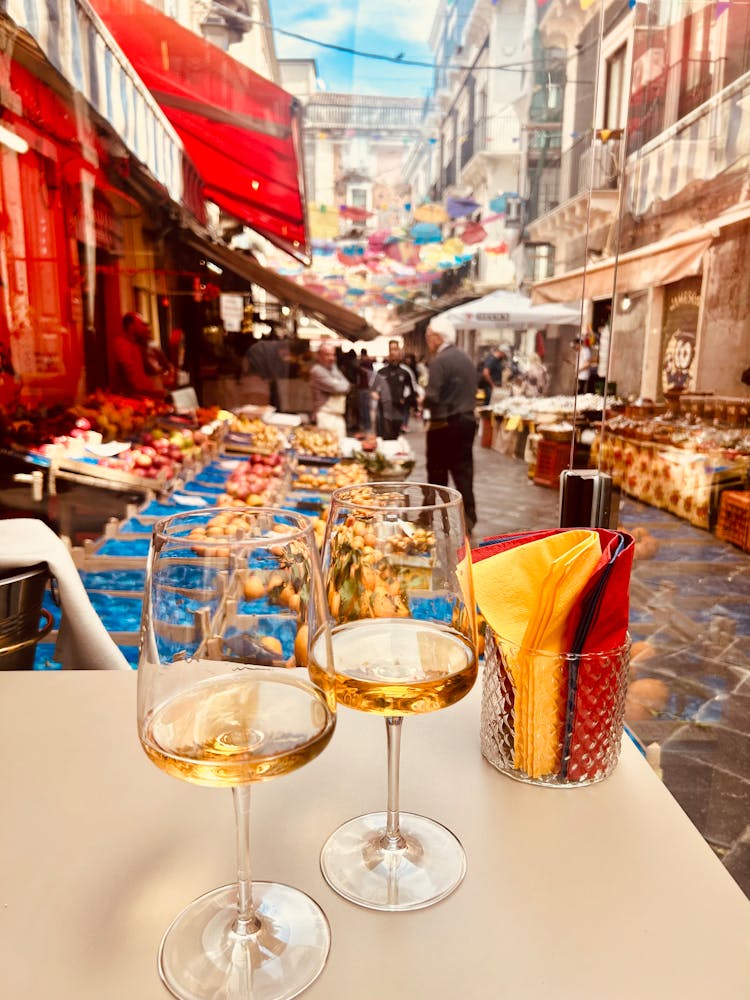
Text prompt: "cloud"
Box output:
[[272, 0, 439, 58]]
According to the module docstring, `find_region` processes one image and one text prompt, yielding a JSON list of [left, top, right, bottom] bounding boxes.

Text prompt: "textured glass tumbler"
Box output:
[[480, 630, 631, 786]]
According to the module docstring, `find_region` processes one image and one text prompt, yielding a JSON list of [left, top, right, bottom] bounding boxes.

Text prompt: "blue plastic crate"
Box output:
[[79, 569, 147, 592]]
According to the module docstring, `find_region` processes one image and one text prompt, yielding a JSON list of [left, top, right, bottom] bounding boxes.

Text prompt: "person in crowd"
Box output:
[[112, 312, 171, 399], [309, 341, 352, 438], [574, 335, 592, 395], [357, 349, 375, 432], [423, 313, 479, 533], [402, 351, 425, 425], [477, 345, 507, 405], [371, 340, 418, 439], [523, 352, 550, 397], [587, 336, 600, 393], [338, 348, 360, 433], [246, 337, 293, 410]]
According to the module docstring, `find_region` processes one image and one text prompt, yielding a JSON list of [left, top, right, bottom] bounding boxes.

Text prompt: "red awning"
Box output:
[[89, 0, 309, 264]]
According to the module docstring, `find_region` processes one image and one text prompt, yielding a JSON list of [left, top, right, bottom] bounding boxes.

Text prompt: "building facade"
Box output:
[[528, 0, 750, 402]]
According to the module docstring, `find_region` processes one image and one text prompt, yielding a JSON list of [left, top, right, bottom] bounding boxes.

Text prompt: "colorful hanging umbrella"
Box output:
[[340, 205, 373, 222], [367, 230, 394, 253], [489, 194, 508, 214], [485, 242, 510, 255], [442, 237, 465, 256], [299, 281, 329, 296], [410, 222, 443, 245], [385, 241, 421, 266], [460, 221, 488, 245], [446, 195, 480, 219], [415, 270, 441, 284], [413, 202, 449, 224]]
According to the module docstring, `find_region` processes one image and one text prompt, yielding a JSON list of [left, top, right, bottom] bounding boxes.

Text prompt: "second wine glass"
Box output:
[[314, 482, 477, 911]]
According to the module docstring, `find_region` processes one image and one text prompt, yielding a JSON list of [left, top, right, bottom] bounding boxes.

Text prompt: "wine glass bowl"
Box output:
[[137, 506, 335, 1000], [316, 482, 477, 911]]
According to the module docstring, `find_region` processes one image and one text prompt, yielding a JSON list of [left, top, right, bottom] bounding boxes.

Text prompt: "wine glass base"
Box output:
[[320, 811, 467, 912], [158, 881, 330, 1000]]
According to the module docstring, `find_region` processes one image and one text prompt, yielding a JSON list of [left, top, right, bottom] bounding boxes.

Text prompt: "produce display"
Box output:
[[289, 425, 340, 458], [218, 452, 287, 506], [292, 461, 368, 492], [225, 416, 284, 454], [593, 403, 750, 530]]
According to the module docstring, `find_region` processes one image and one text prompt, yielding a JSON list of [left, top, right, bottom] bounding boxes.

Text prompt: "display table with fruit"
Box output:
[[592, 407, 750, 530]]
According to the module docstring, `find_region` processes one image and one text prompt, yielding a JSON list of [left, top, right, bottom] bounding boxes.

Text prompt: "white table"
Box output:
[[2, 671, 749, 999]]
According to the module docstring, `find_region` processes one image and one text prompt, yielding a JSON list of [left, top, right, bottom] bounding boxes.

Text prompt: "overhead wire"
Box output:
[[210, 2, 588, 76]]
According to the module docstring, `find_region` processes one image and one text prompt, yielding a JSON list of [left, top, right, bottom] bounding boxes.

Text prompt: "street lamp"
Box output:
[[200, 10, 244, 49]]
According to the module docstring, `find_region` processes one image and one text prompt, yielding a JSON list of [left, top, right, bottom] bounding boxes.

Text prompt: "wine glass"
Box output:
[[137, 506, 336, 1000], [314, 482, 477, 911]]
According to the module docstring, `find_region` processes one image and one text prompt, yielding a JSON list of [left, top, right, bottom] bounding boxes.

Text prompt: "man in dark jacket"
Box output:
[[423, 313, 479, 532], [371, 340, 417, 439]]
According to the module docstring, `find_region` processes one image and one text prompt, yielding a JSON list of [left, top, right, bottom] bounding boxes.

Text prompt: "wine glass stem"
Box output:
[[384, 716, 407, 850], [232, 785, 261, 936]]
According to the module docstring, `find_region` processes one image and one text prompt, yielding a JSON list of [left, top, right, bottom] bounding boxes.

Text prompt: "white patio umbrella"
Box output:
[[442, 290, 581, 329]]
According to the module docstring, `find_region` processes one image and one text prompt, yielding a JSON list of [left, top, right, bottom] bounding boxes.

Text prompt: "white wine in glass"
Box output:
[[138, 507, 335, 1000], [315, 483, 477, 911]]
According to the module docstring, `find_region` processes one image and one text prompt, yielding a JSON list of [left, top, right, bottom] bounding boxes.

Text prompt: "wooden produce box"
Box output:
[[715, 490, 750, 551]]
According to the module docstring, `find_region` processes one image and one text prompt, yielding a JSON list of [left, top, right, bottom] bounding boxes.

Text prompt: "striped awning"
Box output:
[[3, 0, 184, 204]]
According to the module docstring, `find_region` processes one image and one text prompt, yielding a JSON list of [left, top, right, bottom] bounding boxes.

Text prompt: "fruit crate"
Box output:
[[533, 440, 573, 489], [715, 490, 750, 551]]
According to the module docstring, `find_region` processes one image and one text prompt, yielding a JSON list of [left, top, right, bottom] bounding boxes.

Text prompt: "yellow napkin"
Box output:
[[474, 530, 602, 777]]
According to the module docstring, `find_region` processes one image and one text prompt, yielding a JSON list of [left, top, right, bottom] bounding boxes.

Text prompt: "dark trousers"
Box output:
[[426, 415, 478, 531]]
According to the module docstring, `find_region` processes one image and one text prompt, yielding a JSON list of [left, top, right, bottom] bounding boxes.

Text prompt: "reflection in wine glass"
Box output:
[[137, 507, 335, 999], [314, 482, 477, 911]]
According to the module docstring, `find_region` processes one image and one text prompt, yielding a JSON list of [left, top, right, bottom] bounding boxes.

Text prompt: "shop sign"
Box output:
[[220, 294, 245, 332], [661, 277, 701, 394]]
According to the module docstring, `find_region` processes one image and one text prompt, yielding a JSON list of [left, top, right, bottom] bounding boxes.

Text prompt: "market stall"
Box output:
[[592, 396, 750, 531], [5, 396, 416, 670]]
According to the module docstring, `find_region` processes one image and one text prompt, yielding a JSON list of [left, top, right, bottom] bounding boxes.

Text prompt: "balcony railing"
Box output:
[[558, 133, 621, 203], [626, 69, 750, 217], [629, 55, 717, 151], [305, 102, 425, 131], [476, 112, 522, 155]]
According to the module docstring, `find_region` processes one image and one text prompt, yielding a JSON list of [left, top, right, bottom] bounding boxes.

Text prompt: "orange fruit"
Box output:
[[287, 591, 301, 612], [260, 635, 283, 655], [243, 574, 265, 600], [294, 624, 309, 666]]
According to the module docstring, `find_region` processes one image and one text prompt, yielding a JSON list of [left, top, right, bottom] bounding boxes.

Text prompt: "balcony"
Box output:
[[629, 56, 716, 151], [526, 132, 621, 249], [458, 111, 522, 187], [625, 68, 750, 218]]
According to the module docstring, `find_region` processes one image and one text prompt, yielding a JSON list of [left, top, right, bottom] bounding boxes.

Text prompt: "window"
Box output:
[[350, 187, 368, 209], [604, 45, 627, 130]]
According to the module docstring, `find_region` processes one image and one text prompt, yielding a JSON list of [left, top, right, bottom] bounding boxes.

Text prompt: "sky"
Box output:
[[269, 0, 440, 98]]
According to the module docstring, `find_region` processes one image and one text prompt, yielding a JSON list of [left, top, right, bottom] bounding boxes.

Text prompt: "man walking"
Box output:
[[423, 313, 478, 533], [372, 339, 418, 440]]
